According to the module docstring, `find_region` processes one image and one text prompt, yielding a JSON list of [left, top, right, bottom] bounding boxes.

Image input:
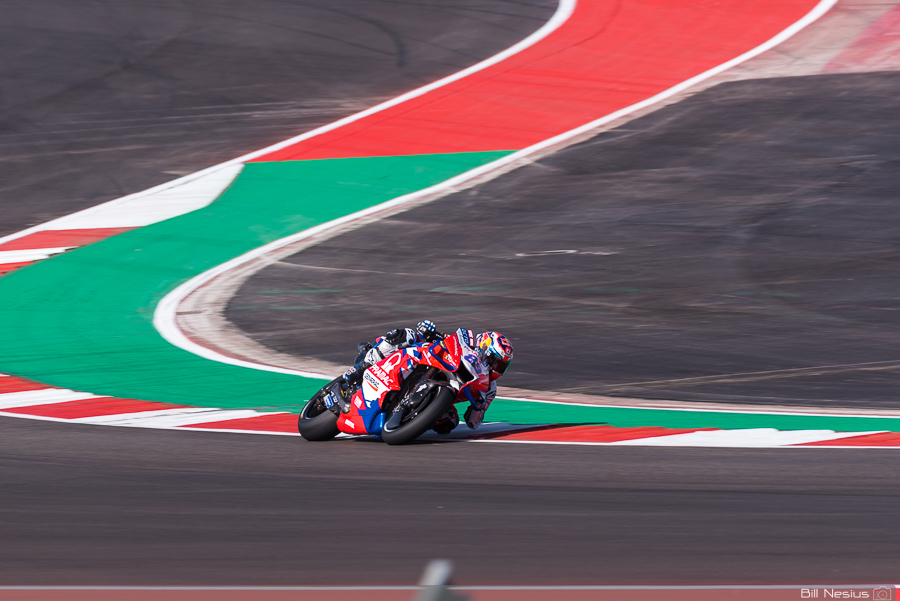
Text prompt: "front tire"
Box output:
[[297, 380, 341, 441], [381, 384, 454, 445]]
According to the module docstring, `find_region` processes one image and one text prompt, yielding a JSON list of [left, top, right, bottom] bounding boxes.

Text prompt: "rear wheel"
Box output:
[[381, 384, 454, 445], [297, 379, 341, 441]]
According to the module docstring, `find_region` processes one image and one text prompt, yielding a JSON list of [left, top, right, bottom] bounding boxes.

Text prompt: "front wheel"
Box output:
[[297, 378, 341, 441], [381, 384, 454, 445]]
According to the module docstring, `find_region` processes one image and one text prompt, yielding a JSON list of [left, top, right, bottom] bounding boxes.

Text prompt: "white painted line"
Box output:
[[0, 1, 575, 249], [75, 408, 271, 427], [787, 444, 900, 449], [71, 408, 212, 424], [0, 409, 304, 435], [497, 395, 900, 420], [467, 437, 899, 449], [174, 409, 288, 427], [0, 248, 74, 263], [609, 428, 885, 447], [0, 401, 894, 447], [73, 407, 227, 426], [44, 164, 245, 230], [176, 425, 301, 436], [153, 0, 839, 382], [0, 389, 101, 409]]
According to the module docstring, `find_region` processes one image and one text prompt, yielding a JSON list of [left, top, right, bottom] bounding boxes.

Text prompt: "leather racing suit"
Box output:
[[343, 320, 440, 385], [344, 323, 497, 433], [448, 328, 498, 432]]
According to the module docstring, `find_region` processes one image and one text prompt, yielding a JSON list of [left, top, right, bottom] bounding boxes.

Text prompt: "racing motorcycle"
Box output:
[[297, 328, 490, 445]]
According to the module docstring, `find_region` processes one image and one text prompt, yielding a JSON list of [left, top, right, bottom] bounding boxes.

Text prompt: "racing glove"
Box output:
[[464, 383, 496, 429], [464, 404, 486, 430], [416, 320, 441, 343], [464, 397, 494, 430]]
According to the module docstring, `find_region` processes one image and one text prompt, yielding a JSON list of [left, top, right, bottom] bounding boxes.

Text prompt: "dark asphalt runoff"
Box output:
[[2, 0, 899, 588], [2, 416, 898, 585], [230, 72, 900, 410], [0, 0, 555, 237]]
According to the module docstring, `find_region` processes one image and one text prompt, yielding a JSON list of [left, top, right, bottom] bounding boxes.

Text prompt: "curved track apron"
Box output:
[[3, 0, 887, 447]]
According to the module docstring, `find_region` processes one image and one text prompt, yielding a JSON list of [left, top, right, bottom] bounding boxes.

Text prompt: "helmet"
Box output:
[[416, 320, 439, 343], [475, 331, 514, 380]]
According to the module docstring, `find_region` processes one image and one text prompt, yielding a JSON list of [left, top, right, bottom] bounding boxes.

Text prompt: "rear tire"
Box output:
[[297, 380, 341, 441], [381, 385, 454, 445]]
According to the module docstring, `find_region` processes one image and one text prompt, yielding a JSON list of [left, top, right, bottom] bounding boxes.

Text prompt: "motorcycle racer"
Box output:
[[341, 322, 514, 434], [431, 329, 515, 434], [343, 320, 443, 386]]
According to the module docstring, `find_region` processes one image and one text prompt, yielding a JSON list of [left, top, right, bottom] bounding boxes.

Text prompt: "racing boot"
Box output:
[[432, 404, 460, 435]]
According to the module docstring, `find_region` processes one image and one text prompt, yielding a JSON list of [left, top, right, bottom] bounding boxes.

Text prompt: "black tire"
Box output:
[[381, 385, 454, 446], [297, 382, 341, 441]]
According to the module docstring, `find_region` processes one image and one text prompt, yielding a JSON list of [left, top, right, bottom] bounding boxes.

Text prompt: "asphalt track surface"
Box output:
[[2, 0, 899, 588], [0, 0, 555, 237], [230, 71, 900, 409], [3, 416, 900, 585]]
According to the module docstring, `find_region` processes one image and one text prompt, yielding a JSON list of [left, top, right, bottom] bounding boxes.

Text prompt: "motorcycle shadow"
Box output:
[[332, 432, 463, 445], [327, 422, 543, 445]]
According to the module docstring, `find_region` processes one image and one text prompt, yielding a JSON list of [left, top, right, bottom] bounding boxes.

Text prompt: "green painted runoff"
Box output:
[[0, 152, 510, 411], [0, 151, 899, 432]]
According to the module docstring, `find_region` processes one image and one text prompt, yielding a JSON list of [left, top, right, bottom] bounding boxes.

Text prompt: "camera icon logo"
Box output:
[[873, 586, 893, 601]]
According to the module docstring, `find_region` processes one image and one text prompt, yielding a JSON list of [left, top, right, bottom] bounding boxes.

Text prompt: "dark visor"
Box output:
[[487, 354, 511, 376]]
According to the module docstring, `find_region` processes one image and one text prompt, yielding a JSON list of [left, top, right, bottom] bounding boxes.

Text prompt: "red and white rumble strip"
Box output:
[[3, 208, 898, 450], [2, 372, 900, 447], [0, 372, 298, 435], [0, 229, 131, 275], [0, 164, 244, 275]]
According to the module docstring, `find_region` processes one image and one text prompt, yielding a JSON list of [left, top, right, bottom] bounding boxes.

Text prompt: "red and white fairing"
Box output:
[[335, 328, 490, 435]]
